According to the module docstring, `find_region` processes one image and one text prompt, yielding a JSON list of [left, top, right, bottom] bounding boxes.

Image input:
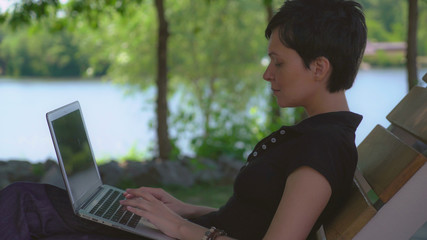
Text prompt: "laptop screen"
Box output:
[[51, 108, 101, 205]]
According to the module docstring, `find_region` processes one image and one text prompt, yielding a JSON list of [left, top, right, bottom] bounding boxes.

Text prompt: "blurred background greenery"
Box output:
[[1, 0, 426, 161], [1, 0, 427, 203]]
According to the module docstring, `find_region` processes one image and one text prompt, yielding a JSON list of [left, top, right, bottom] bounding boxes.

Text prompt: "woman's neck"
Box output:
[[304, 90, 349, 117]]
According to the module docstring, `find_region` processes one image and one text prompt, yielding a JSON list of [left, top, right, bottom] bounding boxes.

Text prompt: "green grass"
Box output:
[[163, 183, 233, 208], [117, 180, 234, 208]]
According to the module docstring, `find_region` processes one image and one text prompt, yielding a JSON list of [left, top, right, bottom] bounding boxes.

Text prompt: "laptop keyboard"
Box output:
[[89, 189, 141, 228]]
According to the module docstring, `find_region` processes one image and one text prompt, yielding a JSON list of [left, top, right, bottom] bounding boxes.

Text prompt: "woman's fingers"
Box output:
[[125, 205, 147, 217], [121, 197, 144, 209], [123, 192, 135, 199], [122, 187, 187, 217], [140, 187, 168, 199], [125, 188, 158, 201], [120, 191, 161, 215], [120, 190, 186, 239], [125, 187, 171, 202]]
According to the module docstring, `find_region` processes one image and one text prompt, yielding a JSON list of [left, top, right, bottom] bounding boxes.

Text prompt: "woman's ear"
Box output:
[[310, 57, 331, 82]]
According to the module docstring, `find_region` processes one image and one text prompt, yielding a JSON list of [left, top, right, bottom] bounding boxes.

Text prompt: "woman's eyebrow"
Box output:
[[268, 52, 280, 58]]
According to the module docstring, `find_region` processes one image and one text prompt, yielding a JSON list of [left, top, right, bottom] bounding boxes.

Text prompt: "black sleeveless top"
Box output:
[[191, 112, 362, 239]]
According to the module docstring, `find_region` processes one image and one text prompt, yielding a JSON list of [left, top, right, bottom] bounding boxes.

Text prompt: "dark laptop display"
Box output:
[[51, 108, 100, 206]]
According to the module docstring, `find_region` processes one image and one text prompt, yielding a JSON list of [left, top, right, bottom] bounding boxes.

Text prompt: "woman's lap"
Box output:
[[0, 182, 146, 240]]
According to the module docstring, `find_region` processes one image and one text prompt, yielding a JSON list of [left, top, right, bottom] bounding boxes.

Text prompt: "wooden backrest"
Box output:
[[387, 86, 427, 144], [357, 125, 427, 203], [321, 86, 427, 240], [323, 181, 376, 239]]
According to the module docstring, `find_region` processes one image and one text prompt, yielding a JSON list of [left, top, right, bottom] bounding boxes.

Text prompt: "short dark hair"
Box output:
[[265, 0, 367, 92]]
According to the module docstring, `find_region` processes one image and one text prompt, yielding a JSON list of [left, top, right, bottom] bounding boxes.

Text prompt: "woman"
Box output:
[[0, 0, 367, 239], [119, 0, 367, 239]]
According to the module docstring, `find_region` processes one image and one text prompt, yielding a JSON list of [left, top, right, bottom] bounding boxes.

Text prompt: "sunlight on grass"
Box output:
[[117, 180, 234, 208], [163, 183, 233, 208]]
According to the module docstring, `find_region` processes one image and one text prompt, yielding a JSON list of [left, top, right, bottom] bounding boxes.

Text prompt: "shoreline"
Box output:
[[0, 156, 243, 191]]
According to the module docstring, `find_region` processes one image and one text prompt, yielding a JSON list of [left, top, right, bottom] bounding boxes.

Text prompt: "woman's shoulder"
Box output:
[[288, 111, 362, 145], [293, 111, 362, 133]]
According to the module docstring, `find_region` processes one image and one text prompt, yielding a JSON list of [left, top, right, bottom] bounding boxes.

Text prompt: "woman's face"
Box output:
[[263, 30, 317, 108]]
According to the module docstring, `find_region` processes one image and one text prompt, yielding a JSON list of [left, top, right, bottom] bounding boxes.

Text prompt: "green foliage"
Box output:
[[3, 0, 59, 29], [118, 143, 147, 162], [116, 177, 140, 189], [169, 137, 182, 161], [0, 23, 93, 77], [98, 1, 157, 88], [31, 162, 46, 178], [110, 138, 180, 163], [170, 86, 305, 161], [190, 114, 261, 160], [165, 0, 271, 161], [163, 182, 233, 208], [191, 107, 305, 161], [1, 0, 427, 162], [363, 50, 406, 68], [146, 136, 182, 161], [171, 84, 267, 161], [359, 0, 427, 57], [359, 0, 406, 34]]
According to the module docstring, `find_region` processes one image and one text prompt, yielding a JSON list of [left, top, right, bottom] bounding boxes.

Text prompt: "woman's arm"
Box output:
[[263, 166, 332, 240], [121, 166, 331, 239], [120, 188, 234, 240]]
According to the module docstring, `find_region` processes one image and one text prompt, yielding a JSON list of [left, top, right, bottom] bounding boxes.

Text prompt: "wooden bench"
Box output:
[[319, 83, 427, 240]]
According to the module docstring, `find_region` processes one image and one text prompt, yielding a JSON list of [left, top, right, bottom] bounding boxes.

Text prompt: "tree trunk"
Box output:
[[265, 1, 273, 21], [407, 0, 418, 90], [154, 0, 171, 161]]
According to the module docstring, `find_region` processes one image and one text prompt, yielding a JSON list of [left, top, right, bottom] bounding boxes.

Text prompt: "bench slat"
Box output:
[[386, 86, 427, 143], [324, 182, 376, 239], [357, 125, 427, 203], [354, 168, 382, 209]]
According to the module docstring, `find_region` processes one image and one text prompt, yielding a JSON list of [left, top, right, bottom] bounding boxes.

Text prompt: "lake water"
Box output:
[[1, 68, 426, 163]]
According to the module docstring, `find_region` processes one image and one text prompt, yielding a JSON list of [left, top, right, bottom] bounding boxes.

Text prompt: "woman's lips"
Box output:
[[271, 88, 280, 96]]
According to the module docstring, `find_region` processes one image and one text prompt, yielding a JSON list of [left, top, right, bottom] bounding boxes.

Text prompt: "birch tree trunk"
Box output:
[[154, 0, 171, 160], [407, 0, 418, 90]]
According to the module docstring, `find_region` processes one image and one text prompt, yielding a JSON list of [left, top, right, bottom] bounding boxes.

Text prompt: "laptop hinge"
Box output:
[[80, 186, 103, 210]]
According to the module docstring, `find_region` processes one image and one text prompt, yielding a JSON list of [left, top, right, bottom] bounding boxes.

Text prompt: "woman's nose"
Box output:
[[263, 64, 273, 81]]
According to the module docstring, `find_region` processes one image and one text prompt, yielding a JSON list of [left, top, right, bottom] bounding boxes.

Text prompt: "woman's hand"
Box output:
[[120, 188, 186, 239], [123, 187, 187, 216], [123, 187, 218, 219]]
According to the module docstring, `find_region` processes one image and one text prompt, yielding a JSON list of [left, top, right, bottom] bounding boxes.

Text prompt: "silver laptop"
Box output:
[[46, 101, 173, 240]]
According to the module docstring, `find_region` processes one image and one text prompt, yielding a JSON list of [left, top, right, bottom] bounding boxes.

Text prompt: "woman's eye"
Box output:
[[275, 62, 283, 67]]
